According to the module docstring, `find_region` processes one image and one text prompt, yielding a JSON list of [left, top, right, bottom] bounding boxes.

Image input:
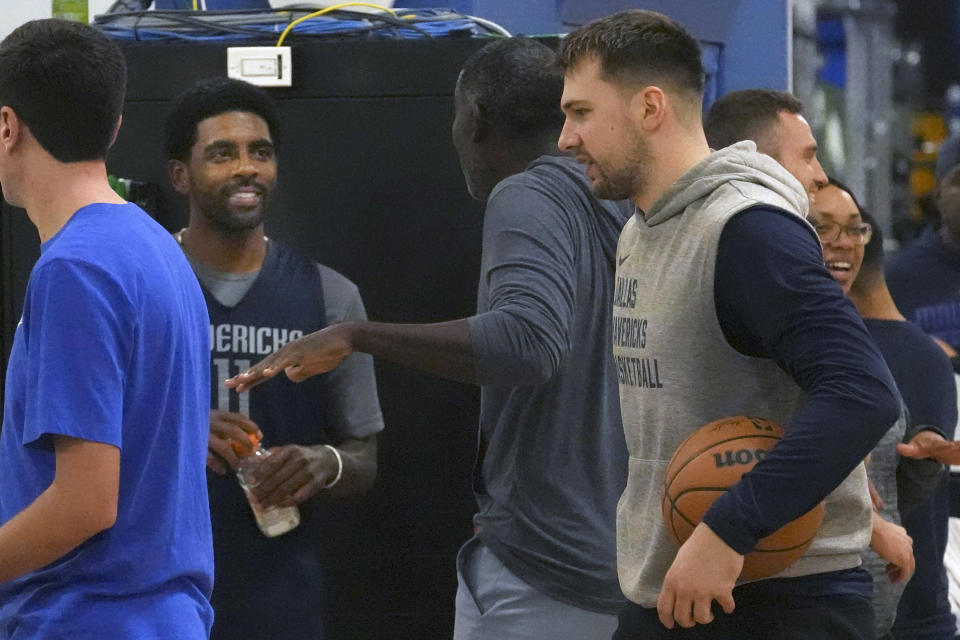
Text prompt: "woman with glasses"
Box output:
[[812, 178, 959, 639], [807, 178, 873, 294]]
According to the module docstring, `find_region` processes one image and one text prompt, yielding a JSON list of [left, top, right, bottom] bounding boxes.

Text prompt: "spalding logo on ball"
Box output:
[[661, 415, 825, 580]]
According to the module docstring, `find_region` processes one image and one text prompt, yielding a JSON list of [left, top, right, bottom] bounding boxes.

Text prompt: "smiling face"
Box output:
[[173, 110, 277, 233], [558, 57, 650, 201], [810, 184, 866, 293]]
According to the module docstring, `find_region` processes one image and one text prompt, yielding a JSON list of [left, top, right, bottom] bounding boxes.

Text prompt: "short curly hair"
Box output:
[[458, 38, 564, 141], [164, 77, 280, 162]]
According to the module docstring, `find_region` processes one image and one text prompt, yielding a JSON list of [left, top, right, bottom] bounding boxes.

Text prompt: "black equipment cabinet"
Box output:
[[1, 37, 492, 638]]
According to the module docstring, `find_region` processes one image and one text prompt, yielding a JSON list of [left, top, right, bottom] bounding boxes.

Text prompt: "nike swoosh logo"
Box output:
[[618, 254, 630, 266]]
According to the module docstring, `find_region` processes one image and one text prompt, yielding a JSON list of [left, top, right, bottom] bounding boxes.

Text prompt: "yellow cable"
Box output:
[[276, 3, 399, 47]]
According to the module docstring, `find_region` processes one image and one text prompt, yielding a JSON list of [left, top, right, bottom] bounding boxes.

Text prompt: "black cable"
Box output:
[[95, 7, 480, 42], [99, 11, 286, 38], [103, 19, 399, 43], [150, 13, 276, 37]]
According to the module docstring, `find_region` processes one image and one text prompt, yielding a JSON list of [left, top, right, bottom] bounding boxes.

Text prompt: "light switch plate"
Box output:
[[227, 46, 292, 87]]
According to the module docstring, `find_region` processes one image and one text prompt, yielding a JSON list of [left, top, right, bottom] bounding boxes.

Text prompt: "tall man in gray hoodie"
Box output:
[[558, 10, 899, 639], [228, 38, 630, 639]]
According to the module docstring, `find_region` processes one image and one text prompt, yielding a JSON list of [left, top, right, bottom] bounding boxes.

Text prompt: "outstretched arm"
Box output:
[[230, 178, 587, 392], [227, 319, 476, 391]]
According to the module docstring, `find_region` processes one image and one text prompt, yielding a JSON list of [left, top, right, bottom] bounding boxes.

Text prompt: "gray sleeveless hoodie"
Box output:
[[613, 141, 872, 606]]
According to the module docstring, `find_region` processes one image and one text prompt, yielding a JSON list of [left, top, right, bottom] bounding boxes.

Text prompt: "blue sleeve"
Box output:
[[467, 181, 578, 385], [21, 259, 134, 449], [701, 206, 900, 553]]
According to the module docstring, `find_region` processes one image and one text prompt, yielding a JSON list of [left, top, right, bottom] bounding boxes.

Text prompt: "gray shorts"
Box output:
[[453, 536, 619, 640]]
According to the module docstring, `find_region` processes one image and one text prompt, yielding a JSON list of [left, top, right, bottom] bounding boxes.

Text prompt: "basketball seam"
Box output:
[[667, 495, 818, 553], [663, 434, 781, 490], [666, 490, 820, 549], [664, 487, 726, 528], [751, 538, 816, 553]]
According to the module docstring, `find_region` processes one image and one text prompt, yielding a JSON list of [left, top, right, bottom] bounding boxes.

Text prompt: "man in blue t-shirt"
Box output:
[[0, 20, 213, 639]]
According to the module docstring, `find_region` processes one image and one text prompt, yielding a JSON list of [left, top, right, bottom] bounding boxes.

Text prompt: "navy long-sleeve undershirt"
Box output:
[[702, 206, 900, 554]]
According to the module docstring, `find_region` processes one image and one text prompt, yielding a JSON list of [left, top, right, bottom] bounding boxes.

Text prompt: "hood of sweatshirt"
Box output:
[[643, 140, 810, 227]]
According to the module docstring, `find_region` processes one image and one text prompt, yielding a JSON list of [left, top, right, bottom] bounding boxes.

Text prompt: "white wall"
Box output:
[[1, 0, 129, 40], [1, 3, 51, 40]]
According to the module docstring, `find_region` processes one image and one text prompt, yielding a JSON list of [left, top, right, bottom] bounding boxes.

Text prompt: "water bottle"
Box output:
[[235, 438, 300, 538]]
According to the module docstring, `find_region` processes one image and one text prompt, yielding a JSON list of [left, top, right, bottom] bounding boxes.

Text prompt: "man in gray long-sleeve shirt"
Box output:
[[226, 39, 631, 639]]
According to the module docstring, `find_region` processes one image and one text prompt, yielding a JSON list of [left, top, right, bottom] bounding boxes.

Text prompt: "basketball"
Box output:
[[662, 415, 825, 580]]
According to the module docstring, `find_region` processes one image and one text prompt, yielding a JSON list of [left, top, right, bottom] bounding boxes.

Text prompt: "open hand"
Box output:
[[897, 430, 960, 465], [225, 323, 355, 392]]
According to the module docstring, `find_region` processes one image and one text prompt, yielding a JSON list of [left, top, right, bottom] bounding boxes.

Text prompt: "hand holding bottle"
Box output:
[[234, 433, 300, 538], [245, 444, 343, 508], [206, 410, 262, 475]]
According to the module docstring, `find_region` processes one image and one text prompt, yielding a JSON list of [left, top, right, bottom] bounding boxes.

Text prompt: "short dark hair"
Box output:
[[0, 19, 126, 162], [703, 89, 804, 151], [164, 77, 280, 162], [558, 10, 703, 97], [459, 38, 564, 141]]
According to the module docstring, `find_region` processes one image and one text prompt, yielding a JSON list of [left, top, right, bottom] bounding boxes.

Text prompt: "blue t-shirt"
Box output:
[[0, 203, 214, 639]]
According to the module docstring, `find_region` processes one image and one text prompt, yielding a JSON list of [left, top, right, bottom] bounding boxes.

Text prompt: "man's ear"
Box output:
[[0, 106, 22, 154], [631, 86, 667, 132], [168, 159, 190, 195], [108, 115, 123, 150], [472, 102, 489, 143]]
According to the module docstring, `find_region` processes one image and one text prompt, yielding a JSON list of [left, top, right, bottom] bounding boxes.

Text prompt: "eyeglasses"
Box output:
[[806, 218, 872, 245]]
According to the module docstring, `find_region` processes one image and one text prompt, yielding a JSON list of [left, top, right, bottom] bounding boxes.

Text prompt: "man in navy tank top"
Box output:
[[164, 78, 384, 640]]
